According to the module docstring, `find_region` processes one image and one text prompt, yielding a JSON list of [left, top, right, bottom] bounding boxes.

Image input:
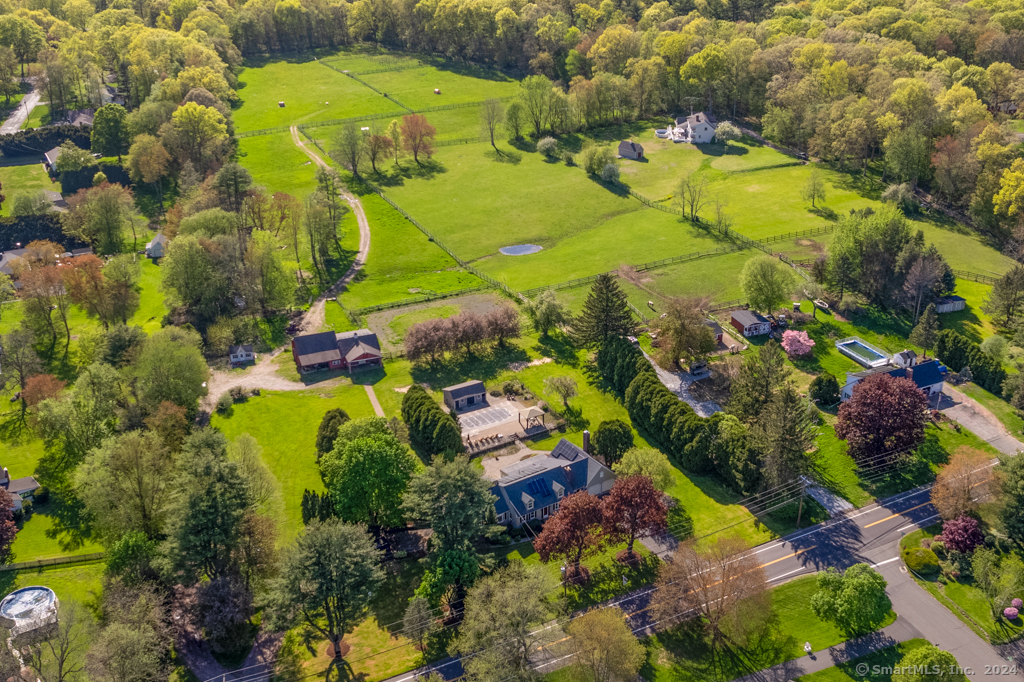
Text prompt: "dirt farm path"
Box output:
[[198, 128, 372, 414]]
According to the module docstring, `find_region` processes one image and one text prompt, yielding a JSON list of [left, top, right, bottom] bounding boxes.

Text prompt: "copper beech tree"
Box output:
[[534, 490, 605, 582], [603, 475, 667, 561], [835, 373, 928, 466], [931, 446, 994, 521], [400, 114, 436, 165]]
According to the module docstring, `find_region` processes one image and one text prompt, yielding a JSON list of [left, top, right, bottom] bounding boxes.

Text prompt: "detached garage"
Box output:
[[443, 380, 486, 412]]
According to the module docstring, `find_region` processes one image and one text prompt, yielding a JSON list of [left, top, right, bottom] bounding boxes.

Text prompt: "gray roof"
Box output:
[[0, 249, 26, 276], [895, 349, 917, 361], [43, 190, 67, 212], [229, 344, 253, 355], [43, 147, 60, 167], [292, 331, 341, 365], [618, 140, 643, 155], [150, 233, 168, 245], [336, 329, 381, 359], [705, 319, 723, 335], [2, 477, 39, 496], [687, 112, 717, 127], [443, 380, 486, 400], [732, 310, 768, 328]]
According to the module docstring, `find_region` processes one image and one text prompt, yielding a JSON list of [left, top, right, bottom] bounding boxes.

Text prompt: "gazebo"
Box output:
[[519, 406, 545, 431]]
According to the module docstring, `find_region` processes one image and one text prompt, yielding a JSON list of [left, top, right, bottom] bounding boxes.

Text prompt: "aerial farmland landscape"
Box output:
[[0, 1, 1022, 679]]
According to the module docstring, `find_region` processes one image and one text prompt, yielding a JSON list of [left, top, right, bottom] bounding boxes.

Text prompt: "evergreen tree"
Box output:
[[574, 274, 637, 346], [403, 456, 496, 554], [909, 303, 939, 357], [1000, 455, 1024, 546], [728, 341, 791, 423], [316, 408, 350, 458], [751, 384, 817, 489], [982, 265, 1024, 326]]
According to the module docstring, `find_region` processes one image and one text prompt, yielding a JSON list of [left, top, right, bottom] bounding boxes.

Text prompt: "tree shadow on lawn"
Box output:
[[484, 148, 522, 165], [408, 345, 531, 390], [36, 493, 96, 553], [655, 616, 797, 682], [940, 307, 987, 343], [532, 333, 579, 368], [367, 560, 425, 636], [563, 553, 660, 610], [417, 55, 517, 82], [808, 206, 839, 222], [861, 455, 935, 501], [371, 159, 447, 187]]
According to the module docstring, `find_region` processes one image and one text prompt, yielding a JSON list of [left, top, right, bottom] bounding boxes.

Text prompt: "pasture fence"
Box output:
[[237, 125, 293, 138], [626, 301, 649, 324], [951, 268, 999, 285], [708, 298, 747, 313], [350, 284, 494, 315], [0, 552, 105, 573]]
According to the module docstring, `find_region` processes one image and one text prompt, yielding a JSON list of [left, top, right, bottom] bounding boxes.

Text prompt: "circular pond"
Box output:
[[499, 244, 543, 256]]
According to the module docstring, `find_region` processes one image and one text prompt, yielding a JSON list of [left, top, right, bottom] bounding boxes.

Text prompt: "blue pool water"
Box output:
[[499, 244, 543, 256]]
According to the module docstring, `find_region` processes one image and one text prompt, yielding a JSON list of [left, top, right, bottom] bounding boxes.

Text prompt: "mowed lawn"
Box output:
[[209, 386, 378, 544], [334, 190, 483, 310], [0, 562, 104, 610], [232, 56, 401, 133], [643, 576, 897, 682], [358, 64, 518, 110], [238, 131, 321, 197], [130, 258, 169, 333], [796, 639, 930, 682], [0, 157, 55, 215]]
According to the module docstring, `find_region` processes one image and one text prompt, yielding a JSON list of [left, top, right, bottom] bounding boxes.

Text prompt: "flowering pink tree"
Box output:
[[942, 515, 984, 553], [782, 330, 816, 357]]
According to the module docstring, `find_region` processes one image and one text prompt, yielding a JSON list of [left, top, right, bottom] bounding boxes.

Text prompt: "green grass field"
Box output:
[[209, 386, 378, 543], [11, 500, 104, 562], [796, 639, 929, 682], [233, 56, 402, 133], [643, 575, 897, 682], [237, 131, 322, 197], [961, 383, 1024, 438], [0, 157, 55, 216], [0, 561, 104, 610], [357, 64, 517, 111], [130, 258, 169, 333]]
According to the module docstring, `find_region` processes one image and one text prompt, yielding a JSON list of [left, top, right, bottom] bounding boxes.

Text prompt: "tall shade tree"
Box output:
[[75, 431, 174, 542], [316, 408, 350, 458], [91, 104, 130, 161], [983, 265, 1024, 326], [403, 455, 497, 554], [524, 290, 569, 337], [0, 329, 41, 411], [62, 183, 134, 255], [567, 607, 646, 682], [655, 297, 716, 368], [400, 114, 437, 164], [35, 362, 119, 477], [575, 274, 636, 346], [892, 646, 966, 682], [810, 564, 891, 636], [267, 519, 384, 660], [603, 475, 667, 559], [135, 326, 209, 416], [931, 447, 993, 521], [169, 102, 228, 171], [242, 230, 295, 312], [534, 491, 605, 581], [319, 417, 417, 528], [909, 303, 939, 357], [835, 373, 928, 466], [480, 98, 505, 150], [160, 428, 248, 582], [543, 375, 578, 409], [801, 168, 827, 208], [228, 433, 283, 517], [332, 122, 367, 177], [728, 340, 791, 423], [453, 561, 554, 682], [750, 384, 817, 489], [654, 537, 768, 650], [740, 255, 795, 314], [612, 447, 675, 491], [126, 136, 171, 211]]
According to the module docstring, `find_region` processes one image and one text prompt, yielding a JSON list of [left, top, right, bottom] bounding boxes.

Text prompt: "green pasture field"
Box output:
[[334, 189, 481, 310], [131, 258, 169, 333], [232, 57, 401, 133], [357, 64, 518, 111], [0, 157, 54, 216], [237, 131, 321, 197], [796, 639, 929, 682], [322, 52, 423, 74], [643, 575, 897, 682], [209, 386, 378, 544]]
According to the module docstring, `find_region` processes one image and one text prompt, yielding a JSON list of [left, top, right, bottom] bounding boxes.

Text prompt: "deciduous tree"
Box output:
[[909, 303, 939, 357], [740, 255, 794, 314], [931, 447, 993, 521], [403, 455, 496, 554], [91, 104, 130, 161], [534, 491, 605, 580], [811, 564, 890, 636], [835, 373, 928, 466], [603, 475, 667, 559], [592, 419, 634, 465], [401, 114, 436, 164], [566, 607, 645, 682], [612, 447, 675, 491], [480, 98, 505, 150], [801, 168, 827, 208]]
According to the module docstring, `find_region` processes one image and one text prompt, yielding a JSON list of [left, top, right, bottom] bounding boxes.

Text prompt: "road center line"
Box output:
[[863, 502, 931, 528]]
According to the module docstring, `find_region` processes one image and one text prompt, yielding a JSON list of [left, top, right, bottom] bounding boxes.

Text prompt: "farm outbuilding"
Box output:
[[618, 140, 644, 160], [443, 380, 486, 412], [934, 295, 966, 313], [730, 310, 770, 337]]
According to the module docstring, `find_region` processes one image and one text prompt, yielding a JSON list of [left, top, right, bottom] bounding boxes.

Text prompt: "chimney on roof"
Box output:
[[582, 430, 590, 453]]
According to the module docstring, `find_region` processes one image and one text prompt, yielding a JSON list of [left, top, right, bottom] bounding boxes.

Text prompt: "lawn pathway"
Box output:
[[289, 124, 371, 334], [364, 384, 385, 417]]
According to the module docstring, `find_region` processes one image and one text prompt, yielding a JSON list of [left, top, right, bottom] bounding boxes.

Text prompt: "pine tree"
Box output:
[[728, 341, 792, 423], [752, 384, 816, 489], [574, 274, 637, 346], [909, 303, 939, 358]]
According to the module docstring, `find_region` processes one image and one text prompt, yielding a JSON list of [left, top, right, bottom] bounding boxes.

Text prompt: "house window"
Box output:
[[528, 511, 536, 520], [525, 499, 533, 510]]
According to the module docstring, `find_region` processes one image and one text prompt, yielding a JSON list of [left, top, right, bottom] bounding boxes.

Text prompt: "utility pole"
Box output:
[[795, 477, 807, 529]]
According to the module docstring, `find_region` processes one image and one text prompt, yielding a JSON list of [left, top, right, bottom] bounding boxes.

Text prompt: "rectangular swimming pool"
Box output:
[[836, 337, 890, 368]]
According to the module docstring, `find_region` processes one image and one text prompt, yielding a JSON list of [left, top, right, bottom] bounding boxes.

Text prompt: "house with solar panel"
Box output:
[[489, 439, 615, 527]]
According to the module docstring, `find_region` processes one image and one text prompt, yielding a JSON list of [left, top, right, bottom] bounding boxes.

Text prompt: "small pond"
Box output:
[[499, 244, 543, 256]]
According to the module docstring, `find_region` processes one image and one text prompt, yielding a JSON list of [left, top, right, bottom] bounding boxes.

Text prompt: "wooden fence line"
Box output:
[[0, 552, 105, 573]]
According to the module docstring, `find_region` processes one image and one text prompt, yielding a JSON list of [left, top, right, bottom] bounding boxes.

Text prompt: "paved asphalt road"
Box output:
[[0, 87, 39, 134], [382, 485, 1020, 682]]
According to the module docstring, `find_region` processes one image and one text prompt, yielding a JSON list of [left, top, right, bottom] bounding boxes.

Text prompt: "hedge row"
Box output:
[[401, 385, 465, 460], [61, 162, 131, 196], [597, 337, 760, 494], [0, 125, 91, 157], [0, 214, 86, 252], [935, 329, 1006, 394]]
